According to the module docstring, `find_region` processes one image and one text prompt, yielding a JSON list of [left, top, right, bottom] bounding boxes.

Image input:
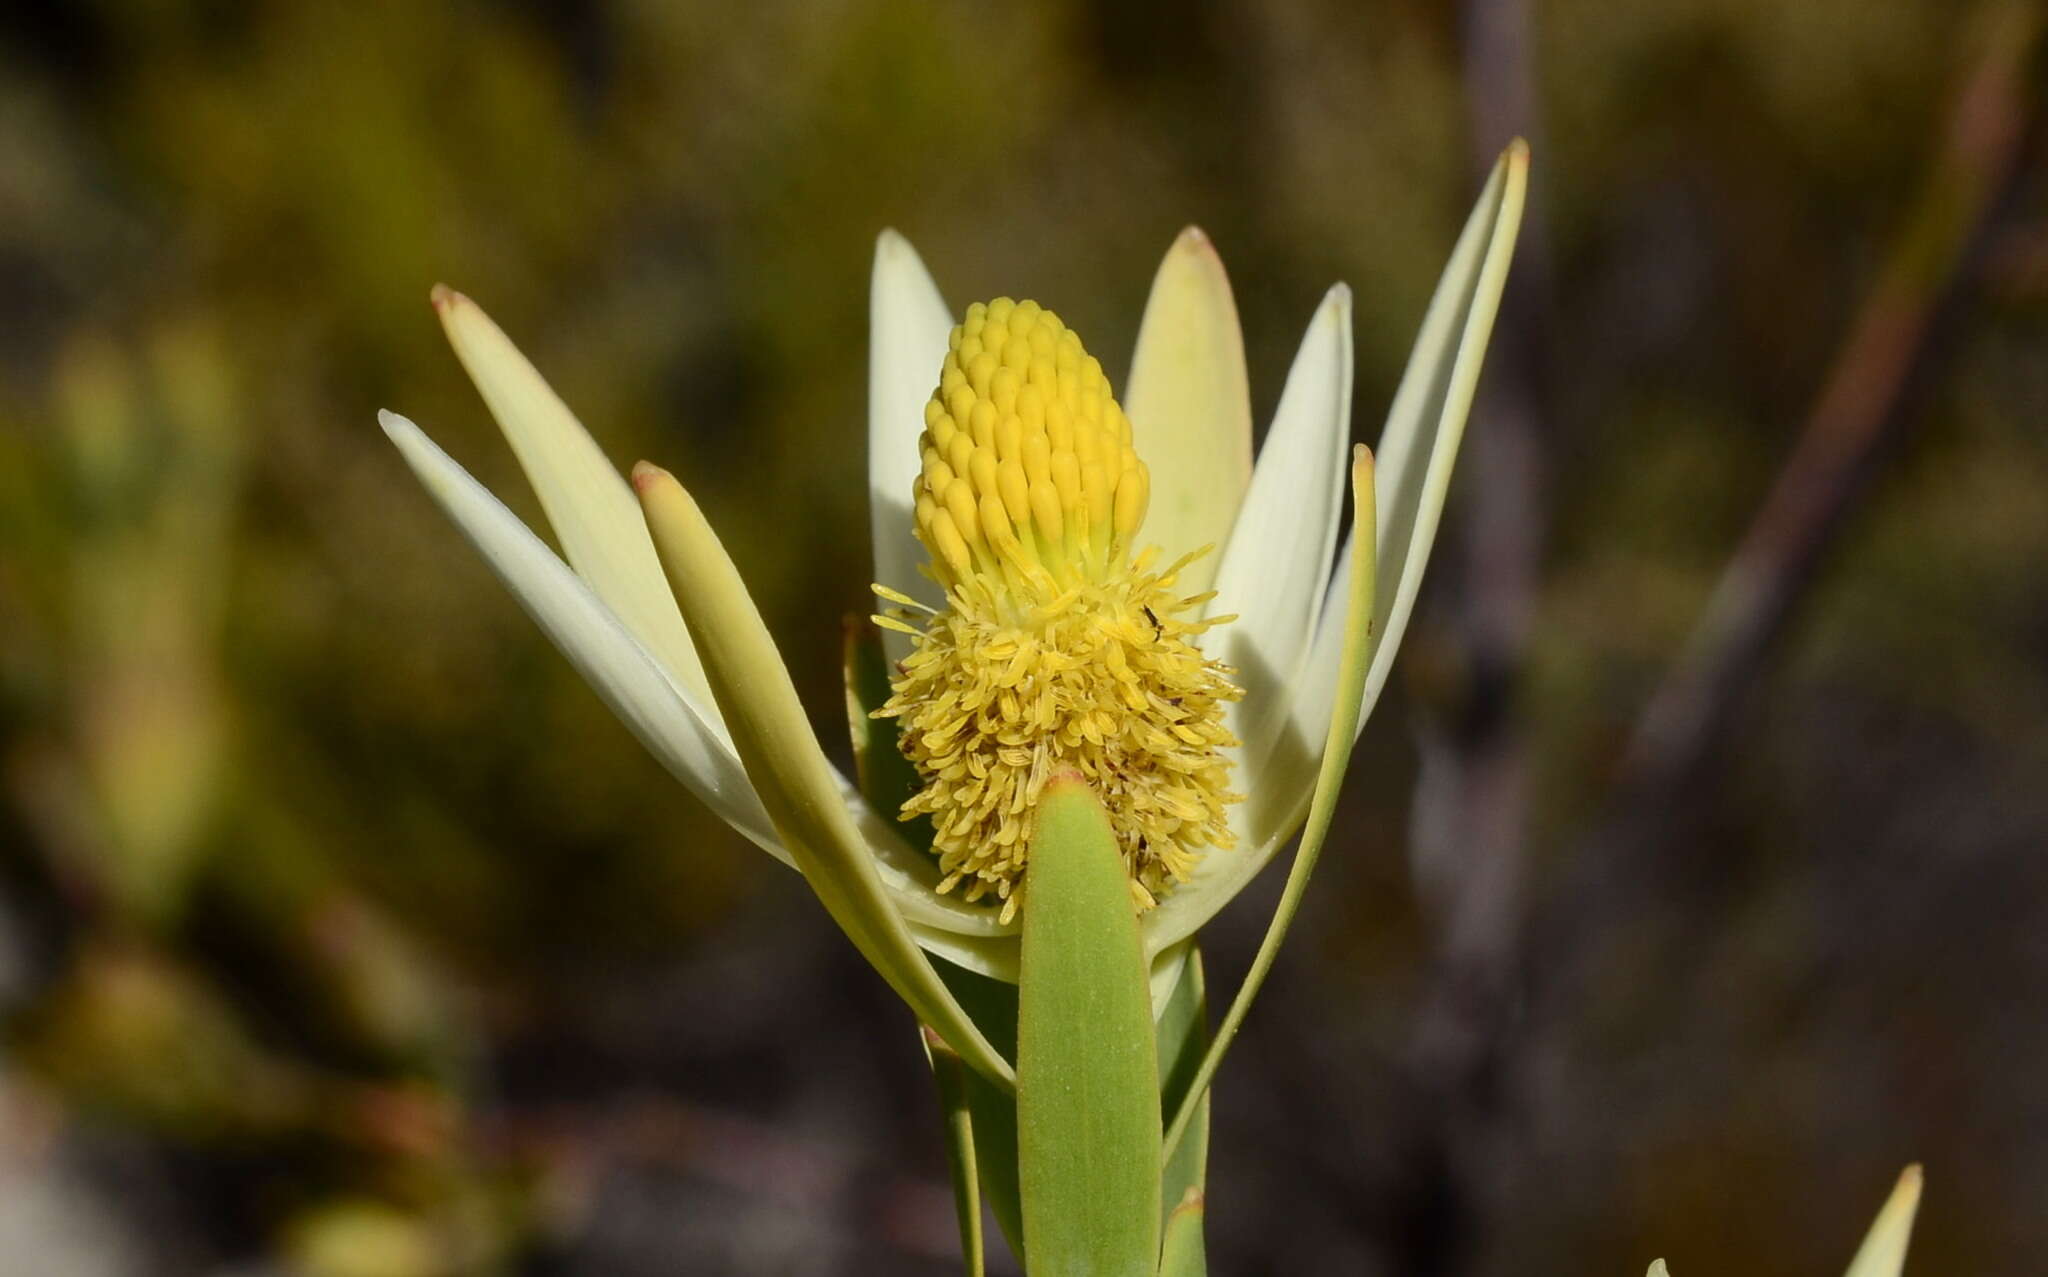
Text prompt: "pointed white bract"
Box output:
[[432, 289, 720, 725], [1124, 226, 1256, 599], [378, 410, 777, 856], [1205, 283, 1353, 786], [379, 141, 1528, 1001], [1147, 142, 1527, 956], [1266, 135, 1529, 837], [867, 231, 957, 648]]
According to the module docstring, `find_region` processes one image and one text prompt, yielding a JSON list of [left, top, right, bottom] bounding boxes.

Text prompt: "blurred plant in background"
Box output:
[[1, 1, 2045, 1274]]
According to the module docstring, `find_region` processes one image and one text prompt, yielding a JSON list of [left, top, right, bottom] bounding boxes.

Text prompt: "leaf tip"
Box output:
[[1041, 769, 1090, 796], [630, 459, 674, 495]]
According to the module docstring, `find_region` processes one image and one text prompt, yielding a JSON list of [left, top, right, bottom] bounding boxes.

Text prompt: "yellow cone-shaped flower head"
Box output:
[[874, 299, 1243, 923]]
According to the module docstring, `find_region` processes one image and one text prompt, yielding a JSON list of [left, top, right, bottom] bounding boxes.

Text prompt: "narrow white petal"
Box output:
[[1270, 140, 1530, 842], [433, 289, 720, 731], [1206, 284, 1352, 783], [1124, 227, 1255, 597], [379, 410, 781, 858], [867, 231, 955, 651], [1144, 448, 1376, 960]]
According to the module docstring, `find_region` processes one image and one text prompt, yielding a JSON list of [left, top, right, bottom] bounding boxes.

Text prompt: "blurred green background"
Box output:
[[2, 1, 2045, 1274]]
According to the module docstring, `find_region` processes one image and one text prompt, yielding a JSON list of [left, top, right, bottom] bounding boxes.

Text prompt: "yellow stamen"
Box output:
[[875, 299, 1243, 921]]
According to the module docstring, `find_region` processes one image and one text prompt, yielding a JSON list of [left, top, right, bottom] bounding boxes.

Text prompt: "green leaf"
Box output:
[[1163, 447, 1378, 1162], [922, 1028, 985, 1277], [1017, 779, 1161, 1277], [1843, 1166, 1923, 1277], [1154, 945, 1209, 1234], [635, 465, 1014, 1090], [1157, 1189, 1208, 1277]]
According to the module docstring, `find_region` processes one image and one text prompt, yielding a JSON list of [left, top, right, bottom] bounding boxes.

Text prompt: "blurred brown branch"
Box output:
[[1531, 0, 2048, 1099], [1390, 5, 2046, 1273], [1613, 1, 2045, 810]]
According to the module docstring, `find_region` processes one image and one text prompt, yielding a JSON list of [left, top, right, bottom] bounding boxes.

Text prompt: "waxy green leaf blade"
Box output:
[[634, 465, 1013, 1091], [1017, 780, 1161, 1277]]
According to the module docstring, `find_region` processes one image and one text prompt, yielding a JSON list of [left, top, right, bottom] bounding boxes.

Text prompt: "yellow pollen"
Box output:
[[874, 299, 1243, 922]]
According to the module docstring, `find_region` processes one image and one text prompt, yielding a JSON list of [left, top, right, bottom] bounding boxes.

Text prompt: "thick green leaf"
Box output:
[[922, 1028, 985, 1277], [1154, 945, 1209, 1235], [1163, 448, 1377, 1162], [1157, 1189, 1208, 1277], [930, 947, 1205, 1270], [635, 465, 1013, 1089], [1843, 1166, 1923, 1277], [1017, 780, 1161, 1277]]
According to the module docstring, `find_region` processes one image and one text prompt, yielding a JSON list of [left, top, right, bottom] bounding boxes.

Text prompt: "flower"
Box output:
[[379, 143, 1526, 1080]]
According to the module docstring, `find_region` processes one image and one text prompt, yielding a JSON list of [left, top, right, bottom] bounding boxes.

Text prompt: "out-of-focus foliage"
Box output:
[[0, 1, 2043, 1274]]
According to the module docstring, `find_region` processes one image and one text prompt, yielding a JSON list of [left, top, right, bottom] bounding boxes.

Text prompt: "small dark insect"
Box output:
[[1142, 605, 1162, 633]]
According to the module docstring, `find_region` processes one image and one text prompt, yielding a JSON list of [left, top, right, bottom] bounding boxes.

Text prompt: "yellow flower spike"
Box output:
[[877, 301, 1245, 922], [631, 462, 1014, 1090]]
